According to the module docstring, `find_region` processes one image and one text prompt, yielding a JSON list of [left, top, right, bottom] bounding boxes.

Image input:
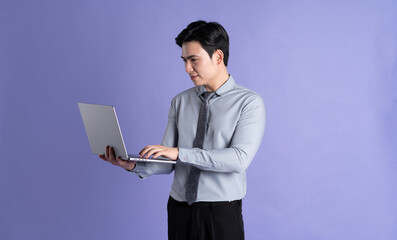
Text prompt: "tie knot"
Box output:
[[202, 91, 214, 101]]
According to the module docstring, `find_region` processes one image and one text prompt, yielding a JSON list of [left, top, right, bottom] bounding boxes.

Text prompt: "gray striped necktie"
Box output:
[[185, 91, 214, 205]]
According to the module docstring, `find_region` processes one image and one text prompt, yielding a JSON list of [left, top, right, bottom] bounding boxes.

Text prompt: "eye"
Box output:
[[191, 58, 198, 62]]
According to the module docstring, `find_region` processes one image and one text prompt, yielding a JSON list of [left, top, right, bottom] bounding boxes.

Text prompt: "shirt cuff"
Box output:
[[178, 147, 192, 163], [126, 162, 148, 179], [178, 147, 208, 167]]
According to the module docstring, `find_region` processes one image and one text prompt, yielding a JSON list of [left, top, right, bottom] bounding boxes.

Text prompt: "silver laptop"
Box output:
[[78, 103, 175, 164]]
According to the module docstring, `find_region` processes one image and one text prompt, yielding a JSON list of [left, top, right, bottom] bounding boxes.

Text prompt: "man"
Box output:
[[100, 20, 266, 240]]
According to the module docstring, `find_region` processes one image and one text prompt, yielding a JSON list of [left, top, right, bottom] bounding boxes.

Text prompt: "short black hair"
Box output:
[[175, 20, 230, 66]]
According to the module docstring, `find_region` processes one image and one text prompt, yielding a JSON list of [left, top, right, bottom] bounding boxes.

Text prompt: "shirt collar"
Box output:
[[196, 75, 236, 97]]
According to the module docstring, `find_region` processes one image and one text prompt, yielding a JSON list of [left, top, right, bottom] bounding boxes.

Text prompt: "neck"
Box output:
[[205, 68, 229, 92]]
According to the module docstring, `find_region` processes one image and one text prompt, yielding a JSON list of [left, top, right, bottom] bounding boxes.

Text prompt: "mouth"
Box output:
[[190, 75, 199, 81]]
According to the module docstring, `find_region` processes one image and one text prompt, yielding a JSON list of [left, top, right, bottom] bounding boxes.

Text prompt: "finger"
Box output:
[[110, 147, 116, 159], [105, 146, 110, 159], [139, 146, 147, 156], [145, 147, 163, 159], [154, 147, 171, 159], [108, 146, 114, 160], [139, 146, 146, 155], [156, 147, 177, 160], [151, 147, 166, 158], [109, 147, 118, 164], [143, 147, 157, 158], [139, 145, 153, 157], [153, 151, 164, 158], [99, 155, 107, 161]]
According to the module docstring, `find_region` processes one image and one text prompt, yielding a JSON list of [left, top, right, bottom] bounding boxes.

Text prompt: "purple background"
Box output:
[[1, 0, 396, 239]]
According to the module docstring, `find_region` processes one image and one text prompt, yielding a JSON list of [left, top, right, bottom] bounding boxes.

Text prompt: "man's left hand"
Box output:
[[139, 145, 178, 161]]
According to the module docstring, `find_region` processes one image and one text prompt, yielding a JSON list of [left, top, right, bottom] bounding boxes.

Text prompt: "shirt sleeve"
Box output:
[[177, 94, 266, 173], [130, 100, 177, 179]]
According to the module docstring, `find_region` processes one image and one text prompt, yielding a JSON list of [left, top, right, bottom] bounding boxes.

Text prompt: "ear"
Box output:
[[213, 49, 224, 65]]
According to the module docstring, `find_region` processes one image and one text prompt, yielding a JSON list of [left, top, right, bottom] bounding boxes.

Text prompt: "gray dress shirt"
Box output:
[[133, 75, 266, 202]]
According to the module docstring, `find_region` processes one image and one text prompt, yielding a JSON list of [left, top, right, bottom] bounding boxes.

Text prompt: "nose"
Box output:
[[185, 61, 193, 73]]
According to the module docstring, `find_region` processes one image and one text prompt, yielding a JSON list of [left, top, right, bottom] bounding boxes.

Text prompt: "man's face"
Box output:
[[181, 41, 218, 87]]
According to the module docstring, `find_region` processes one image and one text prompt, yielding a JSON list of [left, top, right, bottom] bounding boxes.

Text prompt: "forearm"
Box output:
[[178, 137, 263, 173]]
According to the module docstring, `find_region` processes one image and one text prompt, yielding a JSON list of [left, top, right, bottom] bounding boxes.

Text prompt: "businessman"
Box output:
[[100, 20, 266, 240]]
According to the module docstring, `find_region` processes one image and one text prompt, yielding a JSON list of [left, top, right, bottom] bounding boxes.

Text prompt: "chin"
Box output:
[[192, 81, 203, 86]]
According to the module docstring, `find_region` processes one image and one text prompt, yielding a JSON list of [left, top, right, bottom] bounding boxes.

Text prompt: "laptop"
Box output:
[[78, 103, 176, 164]]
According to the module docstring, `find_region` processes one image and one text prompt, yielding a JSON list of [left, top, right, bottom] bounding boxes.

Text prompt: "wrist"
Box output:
[[124, 163, 136, 172]]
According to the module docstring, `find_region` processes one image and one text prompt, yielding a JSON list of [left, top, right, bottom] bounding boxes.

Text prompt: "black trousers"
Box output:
[[167, 196, 245, 240]]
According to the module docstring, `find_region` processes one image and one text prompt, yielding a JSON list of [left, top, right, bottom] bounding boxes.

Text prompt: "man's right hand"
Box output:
[[99, 146, 136, 171]]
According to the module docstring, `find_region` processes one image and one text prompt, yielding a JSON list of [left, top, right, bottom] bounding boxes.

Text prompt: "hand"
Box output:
[[139, 145, 178, 161], [99, 146, 136, 171]]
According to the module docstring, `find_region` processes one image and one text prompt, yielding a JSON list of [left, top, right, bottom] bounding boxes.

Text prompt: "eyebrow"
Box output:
[[181, 55, 200, 60]]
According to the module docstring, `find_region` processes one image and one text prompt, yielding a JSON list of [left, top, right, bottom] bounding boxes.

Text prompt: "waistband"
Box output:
[[168, 196, 242, 208]]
